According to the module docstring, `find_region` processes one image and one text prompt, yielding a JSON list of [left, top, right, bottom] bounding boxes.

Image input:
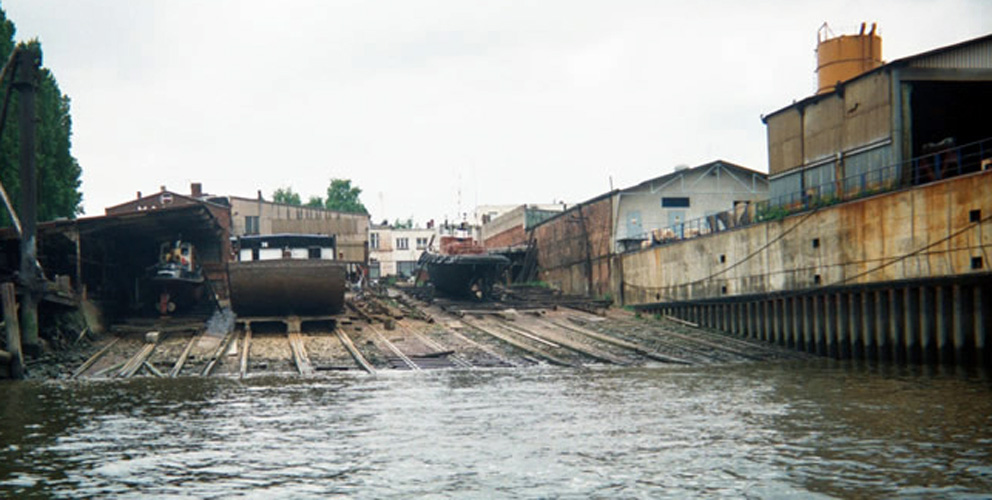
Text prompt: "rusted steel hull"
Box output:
[[421, 253, 509, 300], [228, 260, 345, 316]]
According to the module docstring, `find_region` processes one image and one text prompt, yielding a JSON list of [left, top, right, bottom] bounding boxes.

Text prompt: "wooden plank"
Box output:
[[2, 282, 23, 378], [92, 360, 125, 378], [118, 343, 156, 378], [202, 330, 237, 377], [143, 361, 164, 378], [169, 333, 199, 378], [550, 319, 692, 365], [70, 337, 121, 379], [461, 318, 575, 367], [335, 328, 376, 374], [368, 324, 420, 370], [665, 315, 699, 328], [478, 319, 559, 348], [239, 328, 252, 379], [287, 332, 314, 375], [443, 327, 520, 368], [504, 319, 629, 365]]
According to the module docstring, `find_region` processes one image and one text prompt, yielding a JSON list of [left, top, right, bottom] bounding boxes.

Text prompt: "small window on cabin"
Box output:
[[308, 247, 321, 259], [251, 248, 260, 261], [662, 197, 690, 208]]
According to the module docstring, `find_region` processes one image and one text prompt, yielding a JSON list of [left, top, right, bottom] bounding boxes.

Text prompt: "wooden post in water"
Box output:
[[836, 292, 848, 359], [849, 293, 861, 359], [904, 287, 920, 363], [2, 282, 23, 378], [14, 45, 41, 355], [952, 285, 968, 366], [975, 285, 987, 367], [920, 286, 936, 364]]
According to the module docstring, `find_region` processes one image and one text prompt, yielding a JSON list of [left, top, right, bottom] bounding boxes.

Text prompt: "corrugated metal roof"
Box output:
[[909, 38, 992, 69]]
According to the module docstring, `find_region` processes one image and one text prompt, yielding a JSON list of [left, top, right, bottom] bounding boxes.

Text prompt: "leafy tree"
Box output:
[[272, 186, 301, 205], [393, 217, 413, 229], [323, 178, 367, 214], [305, 195, 324, 208], [0, 9, 82, 226]]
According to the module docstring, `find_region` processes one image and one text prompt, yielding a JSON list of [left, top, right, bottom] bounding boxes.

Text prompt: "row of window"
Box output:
[[369, 234, 430, 250]]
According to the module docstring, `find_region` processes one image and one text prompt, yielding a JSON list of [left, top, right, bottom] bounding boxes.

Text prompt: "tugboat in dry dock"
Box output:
[[418, 236, 509, 300], [150, 239, 206, 315], [228, 234, 346, 316]]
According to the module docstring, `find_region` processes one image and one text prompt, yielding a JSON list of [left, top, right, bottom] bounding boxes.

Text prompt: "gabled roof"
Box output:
[[762, 32, 992, 122], [104, 189, 228, 213], [619, 159, 766, 193]]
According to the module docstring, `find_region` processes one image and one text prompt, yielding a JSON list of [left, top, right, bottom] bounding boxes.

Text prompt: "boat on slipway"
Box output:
[[228, 234, 346, 316], [418, 236, 509, 300]]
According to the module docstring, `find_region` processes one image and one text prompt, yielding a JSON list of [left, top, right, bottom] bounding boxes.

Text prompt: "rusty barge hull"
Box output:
[[228, 260, 346, 317]]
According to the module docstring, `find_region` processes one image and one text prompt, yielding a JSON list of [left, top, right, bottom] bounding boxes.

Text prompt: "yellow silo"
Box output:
[[816, 22, 883, 95]]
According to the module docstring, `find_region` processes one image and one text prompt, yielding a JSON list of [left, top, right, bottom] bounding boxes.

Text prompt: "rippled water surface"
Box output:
[[2, 360, 991, 498]]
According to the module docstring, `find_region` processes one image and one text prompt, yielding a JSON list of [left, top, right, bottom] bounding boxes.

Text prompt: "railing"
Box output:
[[621, 136, 992, 252]]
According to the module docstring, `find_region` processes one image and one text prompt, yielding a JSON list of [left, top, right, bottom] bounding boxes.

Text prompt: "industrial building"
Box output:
[[764, 30, 992, 207], [108, 184, 371, 268], [623, 27, 992, 367], [613, 160, 768, 252]]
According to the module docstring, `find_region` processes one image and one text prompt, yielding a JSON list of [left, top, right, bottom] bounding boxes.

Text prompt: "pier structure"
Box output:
[[622, 32, 992, 368]]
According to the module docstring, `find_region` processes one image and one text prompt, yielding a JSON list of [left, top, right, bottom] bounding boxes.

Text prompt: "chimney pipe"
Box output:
[[137, 191, 142, 199], [191, 182, 202, 197]]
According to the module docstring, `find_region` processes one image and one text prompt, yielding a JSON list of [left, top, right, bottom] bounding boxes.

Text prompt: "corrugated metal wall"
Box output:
[[910, 39, 992, 69]]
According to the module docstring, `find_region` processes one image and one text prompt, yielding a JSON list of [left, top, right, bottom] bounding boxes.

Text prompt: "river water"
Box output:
[[1, 360, 991, 498]]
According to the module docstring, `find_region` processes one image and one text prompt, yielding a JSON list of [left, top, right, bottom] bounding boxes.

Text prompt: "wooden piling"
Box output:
[[975, 285, 987, 366], [2, 282, 23, 378], [904, 287, 920, 363], [836, 292, 849, 359], [920, 286, 935, 364], [952, 284, 968, 365]]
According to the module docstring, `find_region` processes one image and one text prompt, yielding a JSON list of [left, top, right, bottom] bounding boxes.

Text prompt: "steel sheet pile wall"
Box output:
[[627, 170, 992, 367], [533, 194, 616, 298]]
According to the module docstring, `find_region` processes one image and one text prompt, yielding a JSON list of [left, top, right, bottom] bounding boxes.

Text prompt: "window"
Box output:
[[370, 233, 380, 249], [397, 237, 409, 250], [662, 197, 690, 208], [416, 237, 428, 249], [245, 216, 260, 235]]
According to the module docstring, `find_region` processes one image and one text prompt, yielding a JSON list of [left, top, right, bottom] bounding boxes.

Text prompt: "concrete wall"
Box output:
[[533, 193, 616, 298], [621, 169, 992, 304]]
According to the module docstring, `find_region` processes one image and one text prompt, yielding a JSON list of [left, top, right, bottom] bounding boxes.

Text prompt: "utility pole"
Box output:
[[15, 44, 41, 356]]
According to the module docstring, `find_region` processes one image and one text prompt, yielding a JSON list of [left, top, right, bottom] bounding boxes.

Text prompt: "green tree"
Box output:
[[0, 9, 82, 226], [393, 217, 413, 229], [305, 195, 323, 208], [324, 178, 367, 214], [272, 186, 301, 205]]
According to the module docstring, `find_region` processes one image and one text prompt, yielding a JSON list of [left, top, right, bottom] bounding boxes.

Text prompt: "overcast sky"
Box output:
[[3, 0, 990, 225]]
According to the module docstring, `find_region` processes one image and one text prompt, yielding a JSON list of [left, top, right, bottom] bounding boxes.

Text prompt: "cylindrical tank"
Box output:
[[816, 22, 882, 95]]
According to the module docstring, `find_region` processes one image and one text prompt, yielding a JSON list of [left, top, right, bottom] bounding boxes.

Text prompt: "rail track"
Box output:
[[67, 291, 803, 379]]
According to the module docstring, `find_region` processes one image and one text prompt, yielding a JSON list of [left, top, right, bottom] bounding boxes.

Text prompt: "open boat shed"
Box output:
[[0, 203, 230, 318]]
